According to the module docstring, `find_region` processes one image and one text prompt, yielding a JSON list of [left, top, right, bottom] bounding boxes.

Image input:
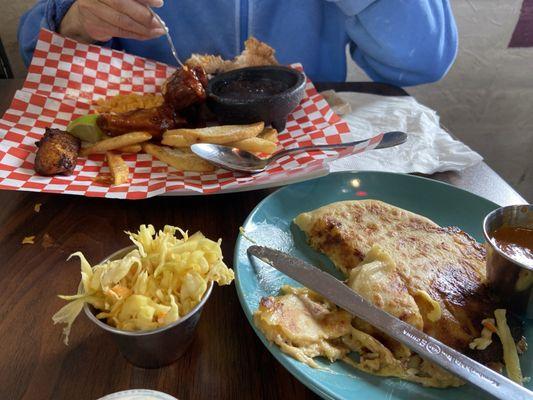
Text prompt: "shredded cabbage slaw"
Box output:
[[53, 224, 234, 344]]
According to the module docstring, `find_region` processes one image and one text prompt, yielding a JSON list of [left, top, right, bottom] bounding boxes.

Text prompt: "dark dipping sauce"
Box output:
[[491, 226, 533, 267], [218, 78, 290, 100]]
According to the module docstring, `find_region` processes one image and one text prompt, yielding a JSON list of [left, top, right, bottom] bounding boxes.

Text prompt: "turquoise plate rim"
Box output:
[[233, 171, 528, 400]]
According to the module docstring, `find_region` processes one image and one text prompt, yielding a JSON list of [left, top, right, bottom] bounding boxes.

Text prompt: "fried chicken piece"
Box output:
[[186, 54, 228, 75], [35, 128, 80, 176], [231, 37, 279, 70], [185, 37, 279, 74], [97, 104, 186, 137]]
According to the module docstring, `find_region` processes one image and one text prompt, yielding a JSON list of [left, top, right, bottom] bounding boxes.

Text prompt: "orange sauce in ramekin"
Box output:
[[491, 226, 533, 267]]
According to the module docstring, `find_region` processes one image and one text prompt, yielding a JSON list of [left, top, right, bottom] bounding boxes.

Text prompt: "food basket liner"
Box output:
[[0, 29, 378, 199]]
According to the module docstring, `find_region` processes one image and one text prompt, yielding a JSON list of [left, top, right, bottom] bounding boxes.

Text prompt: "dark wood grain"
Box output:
[[0, 80, 526, 400], [0, 190, 319, 400]]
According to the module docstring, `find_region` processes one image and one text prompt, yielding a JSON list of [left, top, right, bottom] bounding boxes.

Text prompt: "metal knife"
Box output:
[[247, 245, 533, 400]]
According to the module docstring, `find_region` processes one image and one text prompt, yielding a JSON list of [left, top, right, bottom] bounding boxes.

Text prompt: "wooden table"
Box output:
[[0, 80, 526, 400]]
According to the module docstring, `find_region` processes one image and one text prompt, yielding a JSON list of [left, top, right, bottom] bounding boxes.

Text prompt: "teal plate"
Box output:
[[233, 171, 533, 400]]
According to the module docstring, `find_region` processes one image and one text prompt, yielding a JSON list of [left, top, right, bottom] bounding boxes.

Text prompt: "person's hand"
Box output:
[[59, 0, 166, 43]]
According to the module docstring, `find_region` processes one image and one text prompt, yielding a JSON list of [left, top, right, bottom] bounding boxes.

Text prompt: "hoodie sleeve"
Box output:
[[328, 0, 458, 86], [18, 0, 76, 66]]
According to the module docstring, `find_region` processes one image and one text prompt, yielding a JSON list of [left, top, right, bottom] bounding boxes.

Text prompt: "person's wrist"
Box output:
[[58, 2, 94, 44]]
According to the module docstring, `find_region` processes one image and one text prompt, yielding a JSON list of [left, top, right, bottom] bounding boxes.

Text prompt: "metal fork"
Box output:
[[149, 8, 184, 67]]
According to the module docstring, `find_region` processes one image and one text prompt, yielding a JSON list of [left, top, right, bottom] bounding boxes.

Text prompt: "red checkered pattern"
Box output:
[[0, 29, 369, 199]]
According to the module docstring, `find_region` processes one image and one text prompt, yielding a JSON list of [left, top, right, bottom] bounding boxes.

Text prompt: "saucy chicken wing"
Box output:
[[97, 104, 186, 137], [163, 65, 207, 110]]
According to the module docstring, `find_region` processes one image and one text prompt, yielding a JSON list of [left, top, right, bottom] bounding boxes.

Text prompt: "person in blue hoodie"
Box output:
[[18, 0, 458, 86]]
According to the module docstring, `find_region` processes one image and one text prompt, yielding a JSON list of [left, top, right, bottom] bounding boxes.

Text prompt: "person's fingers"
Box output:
[[135, 0, 164, 8], [81, 0, 164, 39], [100, 0, 158, 30], [80, 4, 163, 41]]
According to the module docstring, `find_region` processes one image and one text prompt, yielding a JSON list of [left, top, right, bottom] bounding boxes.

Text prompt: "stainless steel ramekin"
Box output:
[[83, 245, 213, 368], [483, 204, 533, 318]]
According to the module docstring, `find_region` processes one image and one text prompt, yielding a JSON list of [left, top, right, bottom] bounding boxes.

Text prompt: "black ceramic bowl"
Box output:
[[207, 66, 306, 132]]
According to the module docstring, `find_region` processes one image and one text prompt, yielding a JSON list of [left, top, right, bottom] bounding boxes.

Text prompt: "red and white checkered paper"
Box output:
[[0, 29, 376, 199]]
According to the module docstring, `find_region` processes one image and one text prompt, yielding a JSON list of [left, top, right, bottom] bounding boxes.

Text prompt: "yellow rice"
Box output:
[[95, 93, 164, 113]]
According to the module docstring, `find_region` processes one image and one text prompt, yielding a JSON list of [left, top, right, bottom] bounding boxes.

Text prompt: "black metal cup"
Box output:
[[483, 204, 533, 318], [83, 245, 213, 368], [207, 66, 306, 132]]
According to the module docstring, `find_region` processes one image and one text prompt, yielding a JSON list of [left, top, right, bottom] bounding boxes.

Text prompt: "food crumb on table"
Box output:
[[22, 236, 35, 245], [42, 233, 54, 248], [34, 203, 41, 212]]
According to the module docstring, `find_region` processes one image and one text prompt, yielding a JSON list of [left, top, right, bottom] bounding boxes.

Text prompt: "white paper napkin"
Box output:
[[322, 91, 482, 174]]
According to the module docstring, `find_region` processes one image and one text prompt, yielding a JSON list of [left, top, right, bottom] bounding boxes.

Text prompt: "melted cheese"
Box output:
[[256, 283, 463, 387], [469, 318, 495, 350], [342, 326, 463, 387], [494, 309, 524, 384], [348, 245, 424, 330], [253, 286, 351, 368], [414, 290, 442, 322]]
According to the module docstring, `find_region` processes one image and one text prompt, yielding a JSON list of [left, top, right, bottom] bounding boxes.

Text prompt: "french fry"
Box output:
[[106, 152, 129, 185], [143, 143, 215, 172], [258, 127, 278, 143], [164, 122, 264, 145], [178, 147, 193, 154], [228, 137, 277, 154], [161, 133, 194, 147], [81, 131, 152, 156], [116, 144, 142, 153]]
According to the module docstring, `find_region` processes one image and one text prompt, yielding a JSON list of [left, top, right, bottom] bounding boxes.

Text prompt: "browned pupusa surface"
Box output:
[[294, 199, 494, 352]]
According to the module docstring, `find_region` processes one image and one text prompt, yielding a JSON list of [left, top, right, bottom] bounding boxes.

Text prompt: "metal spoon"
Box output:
[[191, 131, 407, 173], [149, 8, 184, 67]]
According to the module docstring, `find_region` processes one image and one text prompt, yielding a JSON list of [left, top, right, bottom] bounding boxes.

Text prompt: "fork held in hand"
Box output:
[[149, 8, 184, 67]]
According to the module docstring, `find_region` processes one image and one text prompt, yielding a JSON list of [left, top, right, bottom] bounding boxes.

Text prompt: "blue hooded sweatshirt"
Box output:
[[18, 0, 458, 86]]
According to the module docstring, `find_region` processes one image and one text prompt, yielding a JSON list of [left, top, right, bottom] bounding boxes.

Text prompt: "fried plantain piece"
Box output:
[[34, 128, 81, 176]]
